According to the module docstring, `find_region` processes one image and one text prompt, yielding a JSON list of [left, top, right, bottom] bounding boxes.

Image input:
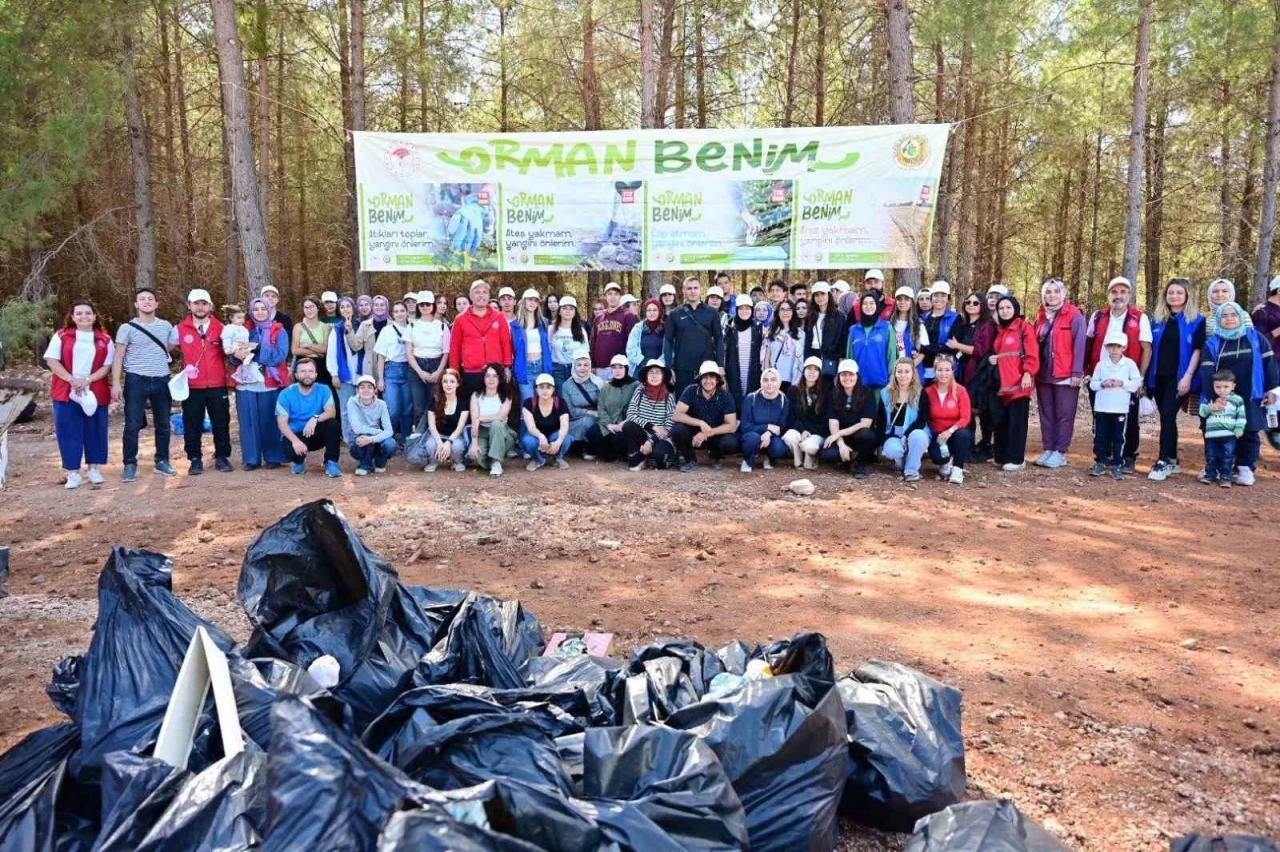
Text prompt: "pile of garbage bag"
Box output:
[[3, 498, 994, 851]]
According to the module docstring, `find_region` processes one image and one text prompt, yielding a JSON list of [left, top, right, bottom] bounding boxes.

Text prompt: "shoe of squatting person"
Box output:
[[582, 453, 596, 461], [1002, 462, 1026, 472], [86, 469, 104, 486], [679, 461, 696, 473], [740, 461, 752, 473], [423, 462, 438, 473], [629, 461, 645, 472], [762, 457, 774, 470], [904, 472, 922, 483], [1236, 467, 1255, 486], [711, 459, 723, 471], [374, 466, 387, 473], [525, 460, 542, 472], [324, 461, 343, 478], [355, 465, 371, 476], [853, 463, 868, 479], [65, 471, 83, 490], [490, 461, 504, 476], [1147, 460, 1172, 481], [1111, 466, 1123, 481], [122, 464, 138, 482], [948, 466, 965, 485], [938, 462, 953, 479], [291, 462, 306, 475], [1089, 462, 1107, 476], [554, 458, 570, 470]]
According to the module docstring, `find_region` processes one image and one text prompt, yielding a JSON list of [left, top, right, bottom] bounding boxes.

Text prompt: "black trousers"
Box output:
[[1152, 379, 1185, 462], [1093, 412, 1126, 467], [673, 369, 698, 397], [818, 427, 877, 467], [183, 387, 232, 461], [929, 427, 973, 468], [462, 371, 486, 401], [670, 423, 740, 463], [994, 397, 1030, 465], [281, 419, 341, 464], [1089, 388, 1141, 463], [623, 420, 674, 468], [595, 426, 629, 461]]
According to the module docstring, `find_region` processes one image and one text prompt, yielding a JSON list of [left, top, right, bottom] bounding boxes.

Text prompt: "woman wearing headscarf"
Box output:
[[623, 360, 677, 470], [1197, 302, 1279, 486], [560, 348, 602, 457], [739, 367, 791, 472], [782, 356, 827, 469], [1146, 278, 1205, 481], [725, 297, 763, 411], [821, 358, 878, 478], [356, 294, 391, 379], [231, 299, 290, 469], [45, 301, 113, 489], [805, 281, 845, 390], [1205, 279, 1252, 336], [761, 299, 805, 390], [626, 298, 666, 378], [512, 289, 552, 402], [596, 354, 638, 461], [846, 292, 895, 398], [326, 297, 363, 436], [1031, 277, 1086, 469], [989, 295, 1040, 471]]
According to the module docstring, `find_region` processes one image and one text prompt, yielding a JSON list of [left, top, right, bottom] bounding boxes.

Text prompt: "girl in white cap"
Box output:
[[659, 282, 679, 317], [782, 356, 827, 469], [512, 289, 552, 402], [821, 358, 878, 478], [550, 296, 589, 390], [405, 290, 450, 422], [521, 374, 572, 469]]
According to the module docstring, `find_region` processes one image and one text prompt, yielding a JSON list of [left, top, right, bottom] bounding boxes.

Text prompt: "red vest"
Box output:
[[50, 328, 112, 405], [1033, 303, 1083, 382], [175, 315, 229, 389], [1086, 307, 1143, 373]]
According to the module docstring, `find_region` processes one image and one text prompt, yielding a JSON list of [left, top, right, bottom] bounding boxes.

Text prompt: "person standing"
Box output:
[[326, 297, 364, 440], [549, 296, 589, 390], [1198, 370, 1248, 486], [1084, 276, 1152, 474], [374, 302, 414, 445], [275, 357, 342, 477], [320, 291, 341, 325], [1252, 276, 1280, 357], [45, 301, 113, 489], [804, 282, 846, 389], [346, 375, 397, 474], [990, 295, 1040, 472], [1031, 277, 1086, 469], [590, 281, 637, 381], [405, 290, 451, 422], [738, 367, 791, 472], [1089, 329, 1145, 481], [849, 269, 895, 323], [664, 276, 724, 393], [170, 288, 232, 474], [761, 300, 805, 390], [231, 298, 290, 469], [725, 297, 763, 410], [846, 293, 895, 397], [1147, 278, 1205, 481], [258, 284, 293, 335], [112, 288, 177, 482], [511, 289, 552, 402], [919, 281, 960, 383], [497, 286, 518, 323], [671, 361, 740, 471], [658, 282, 679, 317], [627, 298, 666, 378], [292, 295, 334, 387], [449, 279, 514, 399]]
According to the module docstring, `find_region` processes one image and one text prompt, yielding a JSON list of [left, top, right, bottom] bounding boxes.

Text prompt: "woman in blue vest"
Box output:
[[232, 298, 291, 469], [326, 297, 363, 438], [1197, 302, 1279, 486], [846, 293, 895, 397], [511, 289, 552, 402], [627, 298, 667, 380], [1146, 278, 1204, 482]]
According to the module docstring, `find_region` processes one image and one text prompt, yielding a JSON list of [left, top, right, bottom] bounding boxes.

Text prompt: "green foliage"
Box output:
[[0, 298, 55, 367]]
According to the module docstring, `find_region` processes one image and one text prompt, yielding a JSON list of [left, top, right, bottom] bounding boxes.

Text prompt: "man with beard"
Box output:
[[663, 276, 725, 393], [275, 357, 342, 477], [1084, 276, 1152, 473], [112, 287, 178, 482], [169, 289, 232, 474]]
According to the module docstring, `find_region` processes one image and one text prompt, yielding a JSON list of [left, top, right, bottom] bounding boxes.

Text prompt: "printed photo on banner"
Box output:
[[501, 179, 644, 272], [426, 182, 498, 270], [647, 179, 793, 270]]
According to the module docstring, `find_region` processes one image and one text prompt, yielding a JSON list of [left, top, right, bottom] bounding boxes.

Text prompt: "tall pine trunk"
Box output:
[[1253, 0, 1280, 303], [641, 0, 661, 296], [1144, 97, 1167, 312], [351, 0, 368, 293], [173, 3, 196, 286], [783, 0, 801, 127], [211, 0, 274, 299], [121, 23, 156, 293], [1121, 0, 1151, 282], [885, 0, 921, 291]]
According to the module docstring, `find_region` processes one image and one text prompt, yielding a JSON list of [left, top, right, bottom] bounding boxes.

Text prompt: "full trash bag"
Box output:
[[837, 660, 966, 831], [376, 806, 544, 852], [1171, 836, 1280, 852], [228, 656, 350, 749], [411, 592, 545, 691], [45, 657, 81, 718], [905, 800, 1070, 852], [131, 751, 268, 852], [755, 632, 836, 684], [74, 547, 234, 773], [0, 724, 77, 852], [620, 639, 729, 724], [92, 752, 187, 852], [525, 655, 626, 729], [665, 674, 847, 852]]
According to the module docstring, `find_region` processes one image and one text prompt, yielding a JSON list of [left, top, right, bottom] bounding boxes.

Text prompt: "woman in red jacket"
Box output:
[[44, 301, 114, 489], [989, 295, 1041, 471], [925, 354, 973, 485]]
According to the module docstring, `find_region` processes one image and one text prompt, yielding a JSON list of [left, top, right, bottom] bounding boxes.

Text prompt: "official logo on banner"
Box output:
[[382, 145, 422, 178], [894, 136, 930, 169]]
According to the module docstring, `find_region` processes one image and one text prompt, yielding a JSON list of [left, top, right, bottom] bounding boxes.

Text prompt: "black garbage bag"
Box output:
[[905, 800, 1070, 851], [262, 696, 432, 852], [75, 547, 234, 772], [228, 656, 350, 749], [130, 751, 267, 852], [0, 724, 78, 851], [620, 639, 728, 723], [665, 674, 847, 852], [1172, 836, 1280, 852], [364, 683, 580, 750], [582, 725, 748, 851], [46, 657, 81, 719], [525, 655, 626, 729], [411, 592, 545, 691], [376, 806, 544, 852], [92, 752, 187, 852], [837, 660, 966, 831], [756, 632, 836, 685], [239, 500, 444, 725], [716, 641, 753, 675]]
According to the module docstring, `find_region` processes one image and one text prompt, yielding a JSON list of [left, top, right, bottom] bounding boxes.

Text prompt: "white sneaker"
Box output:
[[452, 463, 467, 472], [424, 463, 438, 473], [1167, 461, 1182, 474], [1047, 451, 1069, 468], [525, 460, 542, 472], [1033, 451, 1053, 467], [1236, 466, 1256, 486], [64, 472, 82, 490], [86, 469, 104, 485], [628, 461, 645, 471], [1002, 462, 1026, 472], [792, 456, 803, 469], [948, 467, 965, 485], [554, 458, 570, 470], [581, 453, 596, 461], [1147, 461, 1171, 481], [490, 461, 504, 476], [802, 455, 817, 470], [762, 457, 773, 470], [740, 461, 753, 473]]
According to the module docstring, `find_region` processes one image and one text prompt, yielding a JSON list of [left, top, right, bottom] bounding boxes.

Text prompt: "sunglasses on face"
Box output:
[[964, 300, 981, 306]]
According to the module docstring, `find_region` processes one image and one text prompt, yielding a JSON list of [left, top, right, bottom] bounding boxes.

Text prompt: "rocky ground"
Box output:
[[1, 392, 1277, 850]]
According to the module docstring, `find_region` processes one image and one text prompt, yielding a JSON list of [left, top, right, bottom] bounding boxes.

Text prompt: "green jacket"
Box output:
[[598, 380, 638, 428]]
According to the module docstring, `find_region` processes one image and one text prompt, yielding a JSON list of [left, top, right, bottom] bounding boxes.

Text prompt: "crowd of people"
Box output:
[[44, 269, 1280, 488]]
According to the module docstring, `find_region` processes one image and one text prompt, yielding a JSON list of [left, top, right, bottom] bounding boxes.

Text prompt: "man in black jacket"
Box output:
[[663, 276, 725, 393]]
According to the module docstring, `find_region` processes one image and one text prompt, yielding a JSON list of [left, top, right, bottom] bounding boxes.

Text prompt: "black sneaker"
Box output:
[[244, 463, 260, 472], [1088, 462, 1107, 476], [1120, 460, 1137, 475], [188, 458, 204, 475], [710, 459, 723, 471], [155, 461, 177, 477], [679, 462, 695, 473], [214, 457, 233, 473], [853, 463, 868, 480]]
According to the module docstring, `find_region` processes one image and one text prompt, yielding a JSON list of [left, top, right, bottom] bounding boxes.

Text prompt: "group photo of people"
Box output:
[[44, 269, 1280, 488]]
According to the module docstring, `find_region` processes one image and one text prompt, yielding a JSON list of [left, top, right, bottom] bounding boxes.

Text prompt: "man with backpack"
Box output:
[[111, 288, 178, 482]]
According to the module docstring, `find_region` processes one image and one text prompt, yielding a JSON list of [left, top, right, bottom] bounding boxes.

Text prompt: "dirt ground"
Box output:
[[1, 391, 1277, 851]]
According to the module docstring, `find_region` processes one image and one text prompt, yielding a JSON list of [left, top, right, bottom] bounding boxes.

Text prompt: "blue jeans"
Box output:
[[520, 430, 572, 464], [235, 388, 284, 466], [350, 437, 398, 470], [122, 372, 171, 466], [552, 363, 572, 392], [383, 361, 413, 442], [335, 382, 356, 442], [882, 429, 930, 476], [518, 361, 541, 402], [54, 401, 108, 470], [740, 431, 790, 465], [1204, 435, 1237, 481]]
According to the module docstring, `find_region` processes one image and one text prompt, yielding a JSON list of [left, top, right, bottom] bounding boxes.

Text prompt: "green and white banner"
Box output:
[[353, 125, 951, 273]]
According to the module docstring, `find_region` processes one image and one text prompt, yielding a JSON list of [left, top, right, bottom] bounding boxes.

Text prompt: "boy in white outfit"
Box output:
[[1088, 328, 1144, 480]]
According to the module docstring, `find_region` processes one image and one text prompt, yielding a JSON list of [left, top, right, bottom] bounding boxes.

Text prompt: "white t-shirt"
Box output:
[[406, 319, 450, 359], [526, 326, 543, 361], [552, 327, 578, 365], [373, 323, 410, 363], [45, 330, 113, 377]]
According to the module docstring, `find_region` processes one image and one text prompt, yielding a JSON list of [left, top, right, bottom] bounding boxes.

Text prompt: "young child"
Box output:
[[1198, 369, 1247, 487], [1088, 328, 1144, 480], [221, 304, 263, 385]]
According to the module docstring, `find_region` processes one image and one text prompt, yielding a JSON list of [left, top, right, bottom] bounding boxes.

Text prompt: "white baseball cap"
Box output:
[[604, 281, 622, 293], [706, 286, 725, 299], [832, 279, 851, 294], [498, 286, 516, 298], [802, 356, 823, 371], [572, 345, 592, 362], [1108, 276, 1132, 290], [610, 354, 629, 367], [865, 269, 885, 281], [987, 284, 1010, 297], [402, 292, 418, 302], [260, 285, 280, 296], [469, 278, 489, 293], [1269, 276, 1280, 293], [535, 373, 555, 386], [1103, 329, 1128, 348], [187, 289, 212, 304], [417, 290, 434, 304], [321, 291, 338, 303], [894, 286, 915, 300], [660, 283, 677, 296], [811, 282, 831, 294], [837, 358, 859, 375], [930, 280, 951, 296], [355, 374, 376, 387], [620, 294, 638, 305], [697, 360, 723, 380], [521, 288, 541, 300], [560, 295, 578, 308]]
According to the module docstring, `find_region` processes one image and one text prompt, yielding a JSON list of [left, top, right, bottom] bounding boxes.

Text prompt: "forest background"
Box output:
[[3, 0, 1280, 346]]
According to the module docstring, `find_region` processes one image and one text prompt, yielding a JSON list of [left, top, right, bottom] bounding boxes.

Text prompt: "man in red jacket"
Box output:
[[1084, 276, 1152, 473], [449, 278, 514, 399], [169, 288, 233, 474]]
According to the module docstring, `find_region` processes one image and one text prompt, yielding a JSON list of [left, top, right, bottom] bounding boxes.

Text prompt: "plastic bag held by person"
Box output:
[[905, 800, 1070, 852], [837, 660, 966, 831], [1170, 835, 1280, 852]]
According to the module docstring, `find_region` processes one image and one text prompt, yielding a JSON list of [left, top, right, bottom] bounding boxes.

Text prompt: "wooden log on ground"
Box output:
[[0, 390, 36, 489]]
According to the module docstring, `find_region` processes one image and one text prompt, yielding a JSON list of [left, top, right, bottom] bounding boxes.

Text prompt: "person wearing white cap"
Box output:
[[1084, 275, 1152, 473], [705, 285, 731, 335], [985, 284, 1010, 318], [738, 367, 791, 472], [1253, 275, 1280, 358], [549, 295, 589, 390], [405, 289, 450, 426], [520, 373, 573, 470], [664, 276, 725, 394], [497, 286, 518, 322], [888, 285, 928, 374], [448, 278, 514, 399], [45, 300, 113, 489], [169, 287, 233, 474], [658, 281, 679, 317], [1087, 327, 1144, 480], [401, 292, 419, 317], [511, 288, 551, 401], [345, 374, 397, 474], [561, 346, 603, 457], [320, 291, 341, 325], [112, 287, 178, 482], [258, 284, 293, 334], [591, 281, 637, 380], [620, 293, 639, 317], [849, 269, 893, 323], [594, 353, 638, 461], [671, 360, 739, 471], [830, 278, 852, 316], [919, 280, 959, 383], [804, 281, 846, 389], [782, 356, 827, 469], [820, 358, 878, 478]]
